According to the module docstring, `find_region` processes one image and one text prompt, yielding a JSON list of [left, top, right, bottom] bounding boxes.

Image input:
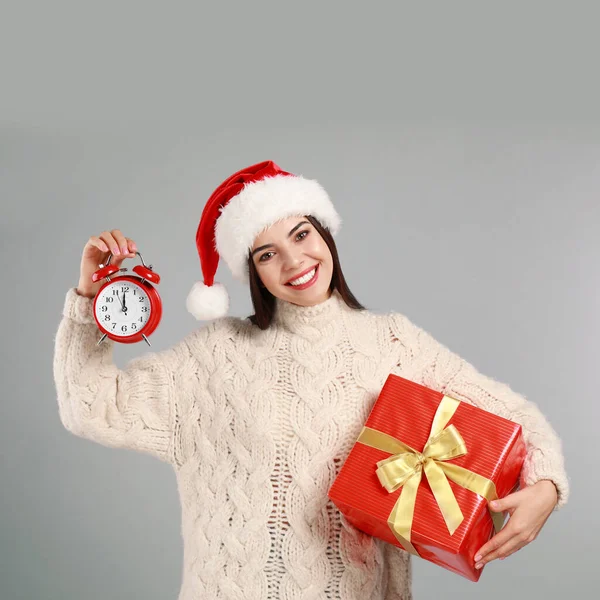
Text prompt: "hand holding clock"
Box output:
[[77, 229, 137, 299], [75, 229, 162, 345]]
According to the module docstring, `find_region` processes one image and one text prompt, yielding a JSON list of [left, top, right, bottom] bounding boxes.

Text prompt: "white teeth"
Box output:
[[289, 267, 316, 286]]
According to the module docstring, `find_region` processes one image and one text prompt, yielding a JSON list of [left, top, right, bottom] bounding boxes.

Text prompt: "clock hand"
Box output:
[[123, 291, 127, 313], [118, 291, 125, 312]]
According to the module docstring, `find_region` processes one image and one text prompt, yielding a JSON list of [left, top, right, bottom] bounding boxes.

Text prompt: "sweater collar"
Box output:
[[274, 288, 346, 332]]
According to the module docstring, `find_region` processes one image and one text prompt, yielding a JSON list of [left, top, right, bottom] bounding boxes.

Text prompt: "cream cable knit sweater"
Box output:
[[53, 287, 569, 600]]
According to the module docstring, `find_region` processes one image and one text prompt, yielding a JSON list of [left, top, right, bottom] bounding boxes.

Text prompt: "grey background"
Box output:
[[1, 1, 596, 599]]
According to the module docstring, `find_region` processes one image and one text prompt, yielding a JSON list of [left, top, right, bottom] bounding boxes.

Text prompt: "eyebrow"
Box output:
[[251, 220, 310, 258]]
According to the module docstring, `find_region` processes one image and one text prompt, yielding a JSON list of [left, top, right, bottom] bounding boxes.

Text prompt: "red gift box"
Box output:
[[328, 373, 526, 581]]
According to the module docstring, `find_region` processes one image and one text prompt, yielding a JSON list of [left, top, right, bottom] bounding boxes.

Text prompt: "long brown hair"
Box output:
[[247, 215, 365, 329]]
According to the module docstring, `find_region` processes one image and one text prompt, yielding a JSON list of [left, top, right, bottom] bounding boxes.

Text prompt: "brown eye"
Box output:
[[296, 230, 309, 241], [259, 252, 274, 262]]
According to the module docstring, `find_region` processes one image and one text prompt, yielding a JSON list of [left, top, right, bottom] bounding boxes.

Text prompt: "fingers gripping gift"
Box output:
[[91, 251, 162, 346]]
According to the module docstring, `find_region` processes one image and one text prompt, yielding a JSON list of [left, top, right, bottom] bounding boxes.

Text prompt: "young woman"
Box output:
[[54, 160, 568, 600]]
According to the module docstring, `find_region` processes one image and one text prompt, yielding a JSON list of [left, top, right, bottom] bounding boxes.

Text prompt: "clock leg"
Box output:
[[96, 333, 108, 346], [142, 334, 151, 347]]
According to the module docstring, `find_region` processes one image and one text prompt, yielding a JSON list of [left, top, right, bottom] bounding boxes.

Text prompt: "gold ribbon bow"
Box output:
[[357, 395, 505, 556]]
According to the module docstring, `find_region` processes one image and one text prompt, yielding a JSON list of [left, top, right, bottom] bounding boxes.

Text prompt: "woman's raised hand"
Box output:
[[76, 229, 137, 298]]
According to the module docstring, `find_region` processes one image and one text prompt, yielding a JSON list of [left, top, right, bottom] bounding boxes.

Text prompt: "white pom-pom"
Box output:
[[186, 281, 229, 320]]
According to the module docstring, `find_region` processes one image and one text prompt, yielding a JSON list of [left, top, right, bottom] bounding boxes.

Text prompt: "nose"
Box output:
[[281, 247, 303, 272]]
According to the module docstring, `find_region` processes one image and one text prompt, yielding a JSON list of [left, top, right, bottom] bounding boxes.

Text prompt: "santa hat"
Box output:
[[186, 160, 342, 320]]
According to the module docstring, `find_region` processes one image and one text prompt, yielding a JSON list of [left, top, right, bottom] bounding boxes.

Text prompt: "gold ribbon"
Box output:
[[357, 395, 505, 556]]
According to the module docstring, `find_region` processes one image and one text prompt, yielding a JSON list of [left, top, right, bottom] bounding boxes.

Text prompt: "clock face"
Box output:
[[95, 280, 152, 337]]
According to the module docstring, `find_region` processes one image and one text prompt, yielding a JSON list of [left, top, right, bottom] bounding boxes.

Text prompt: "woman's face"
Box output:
[[250, 216, 333, 306]]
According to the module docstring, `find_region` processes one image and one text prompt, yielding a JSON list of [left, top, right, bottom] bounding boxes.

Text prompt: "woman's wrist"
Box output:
[[75, 285, 95, 299], [534, 479, 559, 505]]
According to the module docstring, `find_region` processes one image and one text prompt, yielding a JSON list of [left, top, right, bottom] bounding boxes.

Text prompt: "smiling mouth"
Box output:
[[285, 264, 319, 286]]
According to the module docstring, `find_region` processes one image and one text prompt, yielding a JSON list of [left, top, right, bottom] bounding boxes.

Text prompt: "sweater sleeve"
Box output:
[[387, 312, 569, 510], [381, 542, 413, 600], [53, 287, 190, 464]]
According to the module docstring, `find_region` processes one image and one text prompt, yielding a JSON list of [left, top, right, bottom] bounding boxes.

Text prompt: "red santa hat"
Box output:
[[186, 160, 342, 320]]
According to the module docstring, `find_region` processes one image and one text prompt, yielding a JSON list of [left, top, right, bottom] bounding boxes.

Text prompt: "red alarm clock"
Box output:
[[92, 251, 162, 346]]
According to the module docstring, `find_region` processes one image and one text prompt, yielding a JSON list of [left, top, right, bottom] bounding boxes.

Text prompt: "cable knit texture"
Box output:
[[53, 287, 569, 600]]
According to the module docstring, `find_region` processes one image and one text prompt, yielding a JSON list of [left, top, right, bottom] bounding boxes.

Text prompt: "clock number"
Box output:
[[141, 306, 149, 312], [112, 289, 120, 296], [104, 315, 111, 321], [105, 297, 113, 303], [111, 323, 116, 330], [139, 297, 145, 302], [121, 325, 128, 333], [131, 323, 137, 330], [139, 316, 144, 322], [101, 305, 108, 312]]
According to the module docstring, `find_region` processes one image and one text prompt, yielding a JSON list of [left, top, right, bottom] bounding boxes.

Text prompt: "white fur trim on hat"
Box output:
[[186, 281, 229, 321], [215, 174, 341, 282]]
